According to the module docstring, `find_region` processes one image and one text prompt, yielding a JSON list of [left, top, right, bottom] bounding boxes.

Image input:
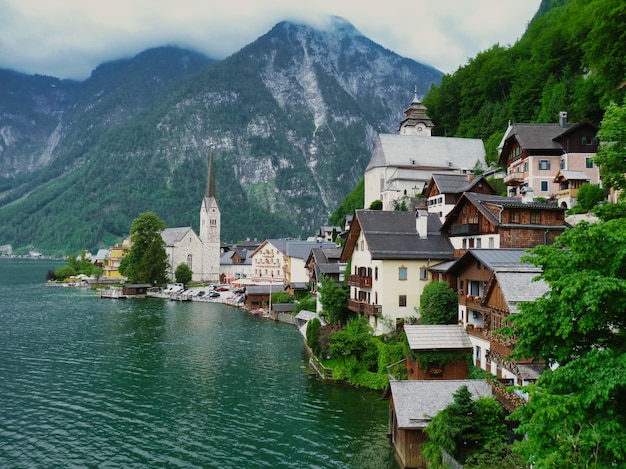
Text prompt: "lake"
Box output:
[[0, 258, 398, 468]]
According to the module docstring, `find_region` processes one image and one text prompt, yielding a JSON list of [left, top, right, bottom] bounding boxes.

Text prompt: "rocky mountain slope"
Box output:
[[0, 17, 442, 254]]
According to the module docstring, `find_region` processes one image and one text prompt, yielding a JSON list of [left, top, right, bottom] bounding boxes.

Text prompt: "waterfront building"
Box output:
[[341, 209, 454, 335], [423, 173, 496, 222]]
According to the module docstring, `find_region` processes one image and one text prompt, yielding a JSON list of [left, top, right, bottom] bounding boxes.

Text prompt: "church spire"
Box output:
[[205, 150, 217, 200]]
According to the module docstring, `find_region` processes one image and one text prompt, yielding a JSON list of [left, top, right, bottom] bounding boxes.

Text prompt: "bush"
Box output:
[[306, 318, 321, 356], [576, 183, 606, 210]]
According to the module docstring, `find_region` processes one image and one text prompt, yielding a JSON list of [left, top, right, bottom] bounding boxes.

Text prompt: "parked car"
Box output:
[[207, 291, 220, 299], [196, 291, 205, 297]]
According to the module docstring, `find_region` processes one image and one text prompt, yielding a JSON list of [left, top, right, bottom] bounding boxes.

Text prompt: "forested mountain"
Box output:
[[423, 0, 626, 166], [0, 17, 442, 254]]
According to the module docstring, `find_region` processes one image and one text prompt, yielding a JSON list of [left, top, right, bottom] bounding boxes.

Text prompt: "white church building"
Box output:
[[364, 89, 487, 210], [161, 152, 221, 283]]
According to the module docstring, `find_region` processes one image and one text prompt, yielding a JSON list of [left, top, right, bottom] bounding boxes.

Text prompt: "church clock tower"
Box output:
[[199, 150, 221, 283]]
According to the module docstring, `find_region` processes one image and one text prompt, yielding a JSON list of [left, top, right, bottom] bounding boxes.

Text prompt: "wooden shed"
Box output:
[[389, 380, 492, 468], [404, 325, 472, 380], [122, 284, 151, 297]]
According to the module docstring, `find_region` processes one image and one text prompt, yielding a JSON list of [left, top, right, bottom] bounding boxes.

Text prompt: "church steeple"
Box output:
[[204, 150, 218, 205], [398, 85, 434, 136], [199, 148, 221, 283]]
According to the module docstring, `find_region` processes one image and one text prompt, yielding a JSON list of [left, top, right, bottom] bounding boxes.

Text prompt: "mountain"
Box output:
[[0, 17, 442, 254]]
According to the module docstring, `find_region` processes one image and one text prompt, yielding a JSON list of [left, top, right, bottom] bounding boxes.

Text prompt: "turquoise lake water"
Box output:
[[0, 258, 398, 468]]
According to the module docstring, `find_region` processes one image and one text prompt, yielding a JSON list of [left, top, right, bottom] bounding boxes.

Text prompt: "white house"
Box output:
[[341, 209, 455, 335]]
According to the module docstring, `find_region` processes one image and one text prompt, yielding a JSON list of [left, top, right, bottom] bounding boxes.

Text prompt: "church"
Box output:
[[161, 152, 221, 283], [364, 88, 487, 210]]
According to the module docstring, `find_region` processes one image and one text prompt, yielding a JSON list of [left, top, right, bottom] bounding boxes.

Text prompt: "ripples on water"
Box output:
[[0, 259, 398, 468]]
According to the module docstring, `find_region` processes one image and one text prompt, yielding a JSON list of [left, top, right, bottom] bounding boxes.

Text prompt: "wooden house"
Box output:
[[446, 249, 547, 409], [403, 325, 472, 380], [424, 173, 496, 222], [440, 192, 568, 257], [122, 284, 151, 297], [389, 380, 492, 468]]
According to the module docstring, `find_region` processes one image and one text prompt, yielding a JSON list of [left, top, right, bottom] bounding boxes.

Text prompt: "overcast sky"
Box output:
[[0, 0, 542, 81]]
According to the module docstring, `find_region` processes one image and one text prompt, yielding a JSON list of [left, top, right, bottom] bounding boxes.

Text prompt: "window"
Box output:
[[582, 136, 588, 145], [510, 211, 520, 223], [530, 212, 540, 224], [399, 266, 407, 280], [210, 218, 217, 227], [488, 237, 494, 248], [541, 180, 549, 192], [586, 158, 594, 168], [475, 346, 481, 361], [399, 295, 407, 307], [538, 160, 551, 170], [476, 238, 482, 248], [187, 254, 193, 269], [374, 267, 378, 281], [523, 162, 528, 172], [462, 238, 467, 249], [560, 159, 565, 169], [419, 267, 428, 280]]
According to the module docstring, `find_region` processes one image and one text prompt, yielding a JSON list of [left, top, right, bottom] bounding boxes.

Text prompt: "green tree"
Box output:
[[54, 265, 77, 280], [119, 211, 168, 285], [368, 199, 383, 210], [306, 317, 322, 356], [174, 262, 193, 285], [504, 218, 626, 467], [270, 291, 294, 304], [595, 97, 626, 197], [575, 183, 606, 210], [328, 178, 364, 226], [317, 275, 351, 325], [328, 317, 377, 370], [422, 387, 511, 467], [418, 281, 459, 324]]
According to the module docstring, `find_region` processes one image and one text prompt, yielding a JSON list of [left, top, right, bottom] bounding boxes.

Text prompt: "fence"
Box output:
[[441, 449, 464, 469]]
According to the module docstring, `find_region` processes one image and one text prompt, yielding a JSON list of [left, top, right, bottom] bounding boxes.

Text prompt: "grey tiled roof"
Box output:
[[390, 380, 492, 429], [366, 134, 486, 171], [286, 240, 337, 260], [468, 249, 541, 273], [160, 227, 194, 245], [504, 123, 569, 151], [554, 170, 590, 181], [496, 271, 549, 313], [356, 210, 454, 260], [404, 325, 473, 350]]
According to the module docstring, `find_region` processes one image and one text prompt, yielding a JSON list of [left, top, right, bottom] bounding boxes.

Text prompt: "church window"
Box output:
[[210, 218, 217, 227], [187, 255, 193, 270]]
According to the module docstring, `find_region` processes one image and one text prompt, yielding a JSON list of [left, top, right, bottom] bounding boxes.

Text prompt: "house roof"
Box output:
[[404, 324, 473, 350], [503, 123, 569, 152], [220, 249, 252, 266], [554, 170, 590, 182], [367, 134, 486, 171], [390, 380, 492, 429], [427, 173, 492, 195], [286, 240, 337, 260], [446, 249, 549, 313], [495, 271, 549, 313], [160, 227, 195, 246], [345, 210, 454, 260]]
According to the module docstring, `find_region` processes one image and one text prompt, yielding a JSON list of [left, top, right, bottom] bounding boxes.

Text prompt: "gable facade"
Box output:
[[499, 114, 600, 201], [342, 210, 454, 335]]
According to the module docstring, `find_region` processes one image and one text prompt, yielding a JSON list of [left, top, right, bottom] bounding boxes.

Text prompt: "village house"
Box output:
[[102, 241, 130, 280], [341, 209, 454, 335], [389, 379, 492, 469], [220, 248, 253, 283], [498, 111, 600, 208], [423, 173, 496, 222], [440, 191, 569, 257], [446, 249, 548, 410], [364, 91, 487, 210], [305, 246, 346, 314], [403, 324, 473, 380]]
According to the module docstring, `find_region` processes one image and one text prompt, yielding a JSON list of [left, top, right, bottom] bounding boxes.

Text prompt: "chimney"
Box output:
[[467, 173, 474, 182], [521, 186, 534, 204], [415, 210, 428, 238], [559, 111, 568, 128]]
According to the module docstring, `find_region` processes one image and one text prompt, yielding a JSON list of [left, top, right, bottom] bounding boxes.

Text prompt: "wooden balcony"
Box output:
[[490, 339, 515, 357], [466, 324, 487, 340], [347, 299, 381, 316], [503, 172, 525, 184], [557, 188, 578, 199], [450, 223, 480, 236], [347, 274, 372, 288]]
